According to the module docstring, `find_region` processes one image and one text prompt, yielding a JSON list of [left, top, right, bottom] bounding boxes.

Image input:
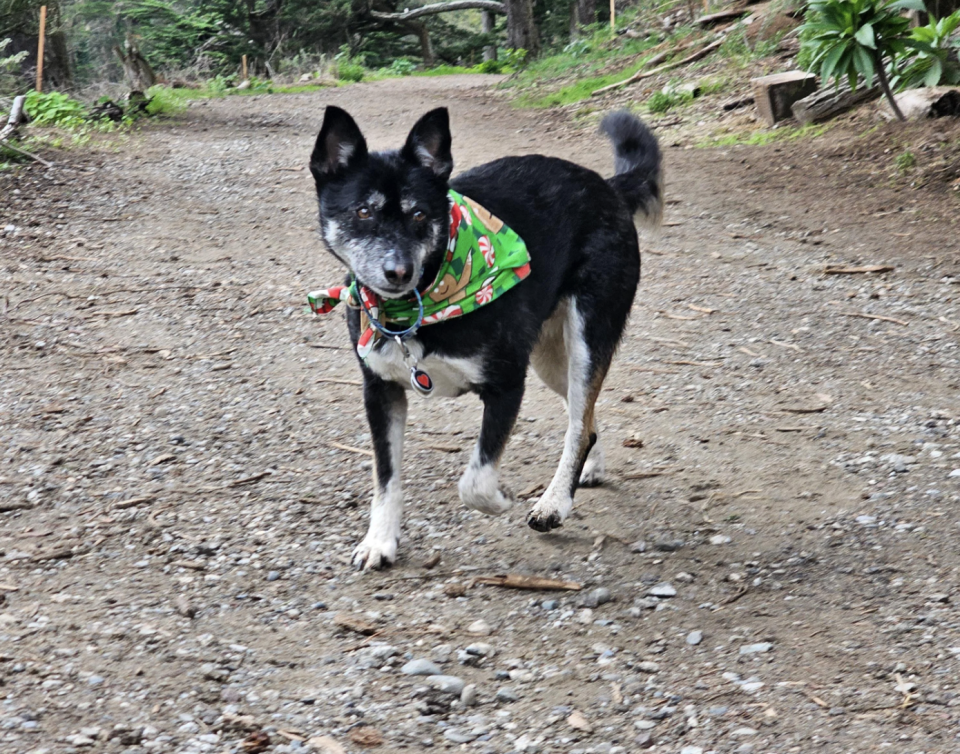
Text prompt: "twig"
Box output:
[[0, 138, 54, 168], [316, 378, 362, 386], [227, 471, 273, 487], [112, 495, 156, 510], [823, 265, 894, 275], [840, 311, 908, 326], [327, 441, 374, 457], [472, 574, 582, 591], [592, 38, 723, 96]]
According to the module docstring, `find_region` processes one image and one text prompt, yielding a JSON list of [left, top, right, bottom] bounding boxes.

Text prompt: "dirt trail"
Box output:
[[2, 75, 959, 754]]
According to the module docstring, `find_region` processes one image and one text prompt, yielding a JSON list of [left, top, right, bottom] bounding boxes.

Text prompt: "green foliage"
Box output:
[[895, 149, 916, 171], [335, 46, 364, 82], [1, 36, 27, 96], [646, 86, 694, 113], [387, 58, 416, 76], [25, 90, 87, 127], [144, 84, 187, 115], [893, 10, 960, 88], [799, 0, 925, 90]]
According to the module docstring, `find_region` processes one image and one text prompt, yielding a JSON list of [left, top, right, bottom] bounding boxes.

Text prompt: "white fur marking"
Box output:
[[458, 448, 512, 516], [367, 191, 386, 210], [364, 338, 483, 398], [338, 143, 355, 167]]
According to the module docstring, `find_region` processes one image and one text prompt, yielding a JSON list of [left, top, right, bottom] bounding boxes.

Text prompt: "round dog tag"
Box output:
[[410, 367, 434, 395]]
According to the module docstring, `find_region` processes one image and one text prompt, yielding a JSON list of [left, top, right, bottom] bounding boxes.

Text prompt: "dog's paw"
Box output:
[[527, 508, 563, 532], [459, 466, 514, 516], [578, 457, 605, 487], [527, 491, 571, 532], [351, 536, 398, 571]]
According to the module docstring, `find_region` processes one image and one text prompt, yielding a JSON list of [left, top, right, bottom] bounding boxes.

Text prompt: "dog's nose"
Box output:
[[383, 257, 413, 286]]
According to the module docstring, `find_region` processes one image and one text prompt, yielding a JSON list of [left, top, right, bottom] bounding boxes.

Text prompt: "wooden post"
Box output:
[[36, 5, 47, 92], [609, 0, 615, 31], [241, 54, 248, 81]]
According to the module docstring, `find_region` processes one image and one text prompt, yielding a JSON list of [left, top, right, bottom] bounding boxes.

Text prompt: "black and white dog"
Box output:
[[310, 106, 661, 569]]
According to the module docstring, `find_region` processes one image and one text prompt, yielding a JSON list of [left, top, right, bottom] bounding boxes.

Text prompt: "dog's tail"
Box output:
[[600, 111, 663, 230]]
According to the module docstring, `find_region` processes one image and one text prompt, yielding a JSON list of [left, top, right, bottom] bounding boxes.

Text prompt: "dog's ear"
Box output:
[[311, 106, 368, 181], [402, 108, 453, 180]]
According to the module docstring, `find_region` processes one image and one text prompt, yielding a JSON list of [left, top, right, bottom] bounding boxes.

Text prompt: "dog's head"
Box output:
[[310, 106, 453, 299]]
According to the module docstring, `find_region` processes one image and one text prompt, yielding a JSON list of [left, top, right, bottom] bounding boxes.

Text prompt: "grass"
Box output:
[[895, 149, 917, 173], [699, 122, 833, 148]]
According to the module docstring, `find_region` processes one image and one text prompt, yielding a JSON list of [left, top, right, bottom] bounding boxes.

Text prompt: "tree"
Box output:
[[504, 0, 538, 54]]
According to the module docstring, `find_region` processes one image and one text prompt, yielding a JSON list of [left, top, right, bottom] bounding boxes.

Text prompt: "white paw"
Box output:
[[579, 456, 605, 487], [462, 486, 514, 516], [351, 535, 398, 570], [458, 463, 514, 516], [527, 491, 572, 532]]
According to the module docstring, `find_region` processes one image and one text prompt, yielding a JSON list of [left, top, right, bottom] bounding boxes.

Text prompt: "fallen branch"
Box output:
[[370, 0, 504, 22], [0, 94, 26, 142], [473, 574, 582, 591], [823, 265, 894, 275], [592, 38, 723, 96], [327, 441, 374, 457]]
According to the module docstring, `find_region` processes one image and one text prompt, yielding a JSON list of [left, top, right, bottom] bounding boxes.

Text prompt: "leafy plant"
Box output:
[[799, 0, 927, 120], [895, 149, 916, 171], [893, 11, 960, 89], [646, 87, 693, 113], [387, 57, 416, 76], [334, 46, 365, 82], [24, 91, 87, 128]]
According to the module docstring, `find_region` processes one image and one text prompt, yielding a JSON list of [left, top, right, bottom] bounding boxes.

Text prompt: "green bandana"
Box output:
[[309, 190, 531, 359]]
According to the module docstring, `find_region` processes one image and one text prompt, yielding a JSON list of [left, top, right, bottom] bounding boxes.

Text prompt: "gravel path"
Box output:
[[2, 75, 959, 754]]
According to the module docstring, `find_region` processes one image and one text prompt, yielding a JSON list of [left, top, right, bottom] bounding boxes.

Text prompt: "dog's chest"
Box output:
[[364, 338, 483, 398]]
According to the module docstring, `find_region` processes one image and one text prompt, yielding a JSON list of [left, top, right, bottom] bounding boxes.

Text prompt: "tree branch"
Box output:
[[369, 0, 505, 23]]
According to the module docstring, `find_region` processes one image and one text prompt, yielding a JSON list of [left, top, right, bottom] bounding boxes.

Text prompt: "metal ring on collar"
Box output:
[[354, 281, 424, 341]]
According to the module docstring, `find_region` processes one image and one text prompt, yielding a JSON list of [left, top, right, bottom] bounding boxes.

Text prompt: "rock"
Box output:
[[647, 583, 677, 598], [675, 571, 694, 583], [629, 540, 647, 553], [635, 730, 655, 748], [444, 728, 478, 743], [709, 534, 731, 545], [465, 642, 495, 657], [680, 747, 703, 754], [577, 608, 594, 624], [637, 661, 660, 673], [65, 735, 95, 747], [495, 686, 519, 702], [401, 658, 442, 676], [513, 733, 538, 752], [739, 642, 773, 655], [266, 570, 280, 581], [307, 736, 346, 754], [567, 710, 593, 733], [654, 538, 683, 552], [579, 587, 613, 608], [686, 630, 703, 646], [949, 468, 960, 478], [732, 727, 758, 736], [879, 86, 960, 120], [425, 675, 466, 695], [460, 683, 477, 706], [541, 599, 559, 610], [467, 619, 491, 635], [299, 73, 313, 82]]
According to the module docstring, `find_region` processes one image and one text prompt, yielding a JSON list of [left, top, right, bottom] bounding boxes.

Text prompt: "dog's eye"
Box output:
[[356, 207, 372, 219], [412, 210, 426, 222]]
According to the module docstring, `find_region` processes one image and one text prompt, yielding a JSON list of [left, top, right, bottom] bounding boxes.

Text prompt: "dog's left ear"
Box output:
[[311, 106, 368, 182], [402, 108, 453, 181]]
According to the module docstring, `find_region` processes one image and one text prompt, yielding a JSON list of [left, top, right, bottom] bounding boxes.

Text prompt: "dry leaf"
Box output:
[[622, 434, 644, 448], [348, 726, 384, 747]]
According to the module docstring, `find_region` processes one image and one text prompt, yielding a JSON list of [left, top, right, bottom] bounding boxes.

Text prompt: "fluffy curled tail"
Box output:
[[600, 111, 663, 230]]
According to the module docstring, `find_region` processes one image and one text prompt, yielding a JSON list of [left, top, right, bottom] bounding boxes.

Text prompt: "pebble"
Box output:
[[686, 630, 703, 645], [401, 658, 442, 676], [465, 642, 496, 657], [629, 540, 647, 553], [541, 599, 559, 610], [675, 571, 695, 583], [949, 468, 960, 477], [732, 727, 758, 736], [680, 747, 703, 754], [635, 731, 655, 748], [495, 686, 519, 702], [266, 571, 280, 582], [647, 583, 677, 598], [65, 735, 95, 747], [739, 642, 773, 655], [654, 537, 683, 552], [461, 683, 478, 707], [709, 534, 731, 545], [444, 728, 478, 744], [636, 661, 660, 673], [425, 675, 466, 695], [467, 619, 492, 635], [577, 608, 594, 624], [579, 587, 613, 608]]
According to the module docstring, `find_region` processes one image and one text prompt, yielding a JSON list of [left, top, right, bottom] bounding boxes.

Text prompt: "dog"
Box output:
[[309, 105, 662, 569]]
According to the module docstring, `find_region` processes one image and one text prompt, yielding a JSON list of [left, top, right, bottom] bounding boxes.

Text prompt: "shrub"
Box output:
[[387, 58, 416, 76], [24, 91, 87, 128], [894, 10, 960, 89]]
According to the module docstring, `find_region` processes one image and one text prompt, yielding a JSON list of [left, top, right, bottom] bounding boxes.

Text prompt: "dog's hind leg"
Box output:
[[458, 384, 525, 516], [531, 300, 605, 488], [352, 376, 408, 570], [527, 298, 611, 531]]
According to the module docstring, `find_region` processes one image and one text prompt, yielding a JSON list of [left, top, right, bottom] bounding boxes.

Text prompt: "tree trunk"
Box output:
[[407, 21, 435, 66], [482, 10, 497, 61], [874, 53, 904, 122], [504, 0, 539, 54], [923, 0, 960, 18], [114, 38, 156, 91], [572, 0, 597, 33]]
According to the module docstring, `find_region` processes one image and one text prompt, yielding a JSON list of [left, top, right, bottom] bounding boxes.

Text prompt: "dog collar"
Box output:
[[308, 190, 531, 362]]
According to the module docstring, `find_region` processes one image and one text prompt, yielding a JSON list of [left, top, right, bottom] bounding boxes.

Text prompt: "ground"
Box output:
[[1, 74, 960, 754]]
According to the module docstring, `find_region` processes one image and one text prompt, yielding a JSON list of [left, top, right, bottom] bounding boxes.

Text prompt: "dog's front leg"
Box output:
[[352, 375, 408, 570], [458, 385, 524, 515]]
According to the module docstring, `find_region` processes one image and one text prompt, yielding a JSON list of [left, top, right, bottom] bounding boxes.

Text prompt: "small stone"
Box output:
[[732, 727, 758, 736], [465, 642, 495, 657], [64, 735, 95, 747], [675, 571, 695, 583], [637, 661, 660, 673], [739, 642, 773, 655], [541, 599, 559, 610], [654, 538, 683, 552], [856, 515, 877, 525], [634, 719, 656, 730], [566, 710, 593, 733], [467, 619, 492, 635], [647, 583, 677, 598], [425, 675, 466, 695], [266, 571, 280, 582], [401, 659, 442, 676], [949, 468, 960, 478], [740, 681, 765, 693], [577, 608, 594, 624], [495, 686, 519, 702], [635, 730, 655, 748], [680, 747, 703, 754], [629, 540, 647, 553], [460, 683, 477, 707], [444, 728, 478, 744], [928, 593, 950, 603], [579, 587, 613, 608], [87, 675, 105, 685], [709, 534, 731, 545], [686, 630, 703, 646]]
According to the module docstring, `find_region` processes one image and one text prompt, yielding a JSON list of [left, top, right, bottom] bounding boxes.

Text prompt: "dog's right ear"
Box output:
[[311, 106, 368, 181]]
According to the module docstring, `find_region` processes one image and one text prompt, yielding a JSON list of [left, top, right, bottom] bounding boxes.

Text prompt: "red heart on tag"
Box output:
[[416, 372, 432, 389]]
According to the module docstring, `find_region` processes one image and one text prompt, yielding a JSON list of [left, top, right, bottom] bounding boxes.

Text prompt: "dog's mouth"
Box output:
[[358, 277, 421, 301]]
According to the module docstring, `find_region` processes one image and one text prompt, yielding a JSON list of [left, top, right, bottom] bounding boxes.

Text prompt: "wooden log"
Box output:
[[369, 0, 505, 22], [0, 95, 27, 143], [791, 84, 880, 125], [591, 37, 722, 96], [878, 86, 960, 121], [750, 70, 816, 126]]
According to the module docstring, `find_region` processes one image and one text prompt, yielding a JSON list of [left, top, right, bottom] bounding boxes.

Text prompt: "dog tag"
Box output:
[[410, 367, 434, 395]]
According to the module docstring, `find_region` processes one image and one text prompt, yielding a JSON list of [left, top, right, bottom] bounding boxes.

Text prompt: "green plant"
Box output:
[[893, 11, 960, 89], [387, 58, 416, 76], [799, 0, 927, 120], [335, 45, 365, 82], [24, 91, 88, 128], [895, 149, 916, 171], [646, 88, 693, 113], [145, 84, 187, 115]]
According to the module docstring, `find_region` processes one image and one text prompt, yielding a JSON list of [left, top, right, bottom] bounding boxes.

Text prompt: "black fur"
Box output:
[[310, 106, 662, 566]]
